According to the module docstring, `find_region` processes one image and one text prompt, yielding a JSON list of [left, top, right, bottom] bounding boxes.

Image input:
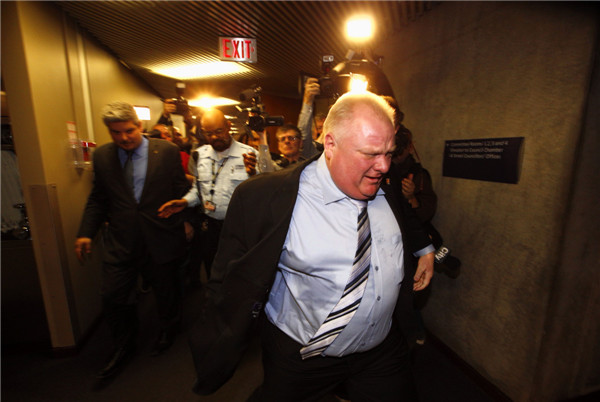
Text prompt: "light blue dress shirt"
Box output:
[[265, 153, 433, 357], [118, 137, 148, 203]]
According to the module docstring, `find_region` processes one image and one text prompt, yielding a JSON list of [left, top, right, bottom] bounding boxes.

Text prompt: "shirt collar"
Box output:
[[118, 136, 148, 159], [208, 138, 243, 161]]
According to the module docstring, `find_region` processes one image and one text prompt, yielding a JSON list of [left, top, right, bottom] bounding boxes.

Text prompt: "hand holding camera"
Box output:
[[303, 77, 321, 105], [242, 152, 257, 176], [163, 99, 177, 116]]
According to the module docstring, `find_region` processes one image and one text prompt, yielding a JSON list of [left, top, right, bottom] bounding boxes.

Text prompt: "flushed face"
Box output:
[[325, 106, 395, 200]]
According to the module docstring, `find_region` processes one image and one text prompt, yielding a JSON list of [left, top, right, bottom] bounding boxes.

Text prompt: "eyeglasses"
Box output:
[[278, 135, 299, 143], [202, 128, 226, 137]]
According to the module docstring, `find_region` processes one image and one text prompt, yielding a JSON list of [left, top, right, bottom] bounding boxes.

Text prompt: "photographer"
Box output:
[[274, 124, 303, 167], [237, 86, 290, 172], [157, 98, 177, 127], [247, 124, 305, 172], [157, 98, 199, 144], [299, 77, 326, 159]]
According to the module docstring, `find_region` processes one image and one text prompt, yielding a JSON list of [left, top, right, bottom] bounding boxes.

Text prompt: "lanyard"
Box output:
[[208, 157, 229, 201]]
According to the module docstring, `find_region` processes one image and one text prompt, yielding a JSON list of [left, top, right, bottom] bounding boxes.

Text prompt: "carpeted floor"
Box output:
[[2, 283, 501, 402]]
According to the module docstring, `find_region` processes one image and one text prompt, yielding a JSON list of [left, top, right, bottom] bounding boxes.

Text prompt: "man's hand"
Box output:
[[413, 252, 434, 291], [157, 199, 188, 218], [75, 237, 92, 263], [303, 77, 320, 105], [243, 152, 257, 176], [402, 173, 416, 200], [402, 173, 420, 208], [163, 101, 176, 116], [184, 221, 194, 242]]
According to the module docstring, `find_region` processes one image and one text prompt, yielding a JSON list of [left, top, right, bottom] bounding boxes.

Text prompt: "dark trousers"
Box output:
[[189, 214, 223, 280], [102, 246, 182, 349], [259, 319, 419, 402]]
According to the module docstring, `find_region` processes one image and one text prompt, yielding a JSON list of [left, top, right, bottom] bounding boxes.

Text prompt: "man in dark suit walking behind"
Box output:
[[75, 102, 190, 379]]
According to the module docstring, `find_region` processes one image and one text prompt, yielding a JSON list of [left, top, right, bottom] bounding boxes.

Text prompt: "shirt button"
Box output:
[[377, 296, 381, 301], [371, 323, 375, 327], [375, 266, 379, 271]]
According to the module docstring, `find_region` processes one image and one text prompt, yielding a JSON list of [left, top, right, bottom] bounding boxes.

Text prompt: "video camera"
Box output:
[[239, 86, 284, 132]]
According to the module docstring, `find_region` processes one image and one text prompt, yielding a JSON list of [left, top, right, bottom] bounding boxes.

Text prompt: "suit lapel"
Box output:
[[268, 154, 319, 224], [382, 171, 411, 246], [107, 143, 122, 173], [382, 173, 400, 216]]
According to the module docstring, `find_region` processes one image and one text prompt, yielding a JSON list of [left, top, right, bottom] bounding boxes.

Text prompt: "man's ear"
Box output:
[[323, 133, 335, 159]]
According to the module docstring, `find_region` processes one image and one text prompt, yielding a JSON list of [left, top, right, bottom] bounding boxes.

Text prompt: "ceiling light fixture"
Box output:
[[188, 96, 240, 109], [151, 61, 250, 80]]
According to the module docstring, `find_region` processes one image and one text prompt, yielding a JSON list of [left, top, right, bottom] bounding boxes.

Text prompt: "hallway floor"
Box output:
[[2, 284, 503, 402]]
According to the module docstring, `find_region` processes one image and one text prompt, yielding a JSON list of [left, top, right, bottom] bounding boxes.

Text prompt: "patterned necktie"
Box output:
[[123, 150, 134, 190], [300, 202, 371, 359]]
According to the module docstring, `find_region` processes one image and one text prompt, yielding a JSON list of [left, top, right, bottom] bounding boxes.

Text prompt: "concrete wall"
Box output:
[[534, 37, 600, 400], [376, 2, 599, 400], [1, 1, 164, 349]]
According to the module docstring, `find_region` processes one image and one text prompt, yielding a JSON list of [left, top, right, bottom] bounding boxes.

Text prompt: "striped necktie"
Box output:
[[300, 202, 371, 359]]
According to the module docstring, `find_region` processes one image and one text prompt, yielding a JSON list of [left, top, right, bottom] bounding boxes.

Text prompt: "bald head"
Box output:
[[201, 108, 232, 152], [323, 91, 396, 200]]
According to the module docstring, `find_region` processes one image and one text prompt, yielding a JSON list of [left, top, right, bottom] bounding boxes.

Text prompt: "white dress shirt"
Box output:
[[265, 153, 432, 357]]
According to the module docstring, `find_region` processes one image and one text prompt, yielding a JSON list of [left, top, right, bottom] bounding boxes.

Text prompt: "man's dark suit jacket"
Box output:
[[189, 154, 432, 395], [77, 138, 190, 265]]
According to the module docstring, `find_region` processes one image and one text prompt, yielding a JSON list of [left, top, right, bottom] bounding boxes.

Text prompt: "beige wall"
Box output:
[[376, 2, 599, 400], [2, 2, 164, 348]]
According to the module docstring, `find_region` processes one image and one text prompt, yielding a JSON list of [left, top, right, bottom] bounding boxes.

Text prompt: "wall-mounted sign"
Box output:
[[443, 137, 524, 184], [219, 37, 257, 63]]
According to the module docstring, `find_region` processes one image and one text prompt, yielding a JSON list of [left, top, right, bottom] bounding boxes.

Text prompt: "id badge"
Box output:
[[204, 200, 216, 212]]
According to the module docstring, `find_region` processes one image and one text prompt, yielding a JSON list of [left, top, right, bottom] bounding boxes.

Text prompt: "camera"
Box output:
[[300, 54, 396, 100], [239, 86, 284, 132], [299, 55, 345, 99], [299, 55, 337, 99], [318, 55, 336, 98], [168, 82, 190, 115], [167, 97, 189, 115]]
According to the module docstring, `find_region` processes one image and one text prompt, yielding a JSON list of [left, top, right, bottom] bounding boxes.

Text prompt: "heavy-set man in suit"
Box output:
[[188, 91, 435, 401], [75, 102, 190, 379]]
